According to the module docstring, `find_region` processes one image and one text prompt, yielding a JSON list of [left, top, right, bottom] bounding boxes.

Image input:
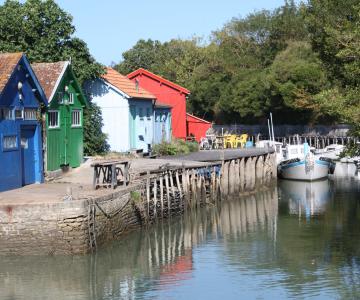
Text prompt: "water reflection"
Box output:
[[0, 181, 359, 299], [279, 179, 331, 218]]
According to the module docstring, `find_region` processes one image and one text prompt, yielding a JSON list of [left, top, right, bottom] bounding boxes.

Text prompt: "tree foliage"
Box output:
[[0, 0, 108, 154]]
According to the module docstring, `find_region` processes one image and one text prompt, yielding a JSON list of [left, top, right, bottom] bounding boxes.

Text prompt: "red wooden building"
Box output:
[[186, 113, 212, 142], [127, 68, 190, 140]]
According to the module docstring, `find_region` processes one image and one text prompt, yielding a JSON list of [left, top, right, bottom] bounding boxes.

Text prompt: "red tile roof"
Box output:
[[127, 68, 190, 95], [0, 52, 23, 94], [102, 67, 155, 99], [32, 61, 68, 100]]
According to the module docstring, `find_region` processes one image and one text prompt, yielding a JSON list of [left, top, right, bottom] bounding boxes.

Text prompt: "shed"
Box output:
[[127, 68, 190, 140], [32, 61, 88, 173], [84, 68, 155, 153], [186, 113, 212, 142], [0, 53, 48, 192]]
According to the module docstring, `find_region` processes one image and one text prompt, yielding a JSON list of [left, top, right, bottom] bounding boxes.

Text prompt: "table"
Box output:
[[91, 160, 130, 189]]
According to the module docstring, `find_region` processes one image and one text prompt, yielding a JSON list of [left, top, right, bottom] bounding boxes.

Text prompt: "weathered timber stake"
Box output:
[[196, 173, 202, 206], [165, 173, 170, 214], [244, 158, 251, 190], [256, 155, 264, 185], [211, 167, 216, 200], [235, 159, 240, 194], [146, 171, 150, 217], [169, 171, 175, 198], [153, 178, 157, 217], [160, 175, 164, 217], [250, 157, 256, 190], [176, 171, 182, 199], [229, 160, 236, 195], [239, 158, 245, 191], [191, 170, 196, 206]]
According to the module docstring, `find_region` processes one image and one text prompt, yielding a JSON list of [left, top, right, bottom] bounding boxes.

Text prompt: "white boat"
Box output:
[[256, 140, 283, 164], [315, 144, 345, 160], [278, 143, 331, 181]]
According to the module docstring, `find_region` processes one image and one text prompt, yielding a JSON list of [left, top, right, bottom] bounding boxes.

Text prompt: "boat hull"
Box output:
[[278, 159, 330, 181]]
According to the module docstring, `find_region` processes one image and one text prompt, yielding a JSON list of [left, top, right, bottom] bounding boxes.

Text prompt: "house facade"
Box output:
[[127, 68, 190, 140], [32, 61, 88, 173], [0, 53, 47, 192], [85, 68, 155, 153]]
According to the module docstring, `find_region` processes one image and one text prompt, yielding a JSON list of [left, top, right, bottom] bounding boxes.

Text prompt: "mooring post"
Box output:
[[153, 178, 157, 218], [255, 155, 264, 186], [160, 175, 164, 217], [239, 158, 245, 191], [146, 171, 150, 218], [235, 159, 240, 194], [165, 172, 171, 216], [229, 160, 235, 195]]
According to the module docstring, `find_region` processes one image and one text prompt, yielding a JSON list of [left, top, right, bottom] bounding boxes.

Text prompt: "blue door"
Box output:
[[21, 127, 36, 185]]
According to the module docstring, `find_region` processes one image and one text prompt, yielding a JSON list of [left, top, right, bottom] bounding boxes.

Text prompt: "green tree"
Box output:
[[0, 0, 108, 154]]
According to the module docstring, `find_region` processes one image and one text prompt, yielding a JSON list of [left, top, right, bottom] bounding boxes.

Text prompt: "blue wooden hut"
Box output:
[[0, 53, 48, 192]]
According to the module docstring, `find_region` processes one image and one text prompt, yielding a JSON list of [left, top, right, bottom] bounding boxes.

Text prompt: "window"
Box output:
[[69, 93, 74, 104], [72, 110, 81, 127], [24, 109, 37, 120], [2, 135, 17, 150], [146, 108, 151, 120], [58, 92, 64, 104], [48, 111, 59, 128], [15, 108, 23, 119], [0, 108, 13, 120], [139, 108, 144, 120]]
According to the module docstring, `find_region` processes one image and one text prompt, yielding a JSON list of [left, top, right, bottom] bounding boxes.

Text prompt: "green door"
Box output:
[[60, 106, 71, 166], [129, 105, 136, 149]]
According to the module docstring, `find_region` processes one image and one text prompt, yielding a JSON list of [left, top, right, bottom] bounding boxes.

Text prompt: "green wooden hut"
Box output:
[[32, 61, 87, 173]]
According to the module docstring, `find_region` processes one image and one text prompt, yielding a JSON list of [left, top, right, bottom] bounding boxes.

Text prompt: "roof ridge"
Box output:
[[127, 68, 190, 95]]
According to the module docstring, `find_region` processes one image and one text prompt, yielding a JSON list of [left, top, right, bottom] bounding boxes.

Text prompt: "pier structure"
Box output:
[[0, 149, 276, 255]]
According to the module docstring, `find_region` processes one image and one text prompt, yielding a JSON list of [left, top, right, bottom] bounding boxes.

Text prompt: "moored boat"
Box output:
[[278, 143, 331, 181]]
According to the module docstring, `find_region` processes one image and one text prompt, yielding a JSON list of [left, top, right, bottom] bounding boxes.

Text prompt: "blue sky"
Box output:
[[1, 0, 287, 65]]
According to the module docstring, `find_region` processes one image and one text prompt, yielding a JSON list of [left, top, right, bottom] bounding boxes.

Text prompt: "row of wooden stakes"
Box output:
[[143, 153, 277, 221]]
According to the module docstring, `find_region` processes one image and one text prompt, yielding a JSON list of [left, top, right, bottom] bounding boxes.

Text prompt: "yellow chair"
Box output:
[[236, 134, 248, 148]]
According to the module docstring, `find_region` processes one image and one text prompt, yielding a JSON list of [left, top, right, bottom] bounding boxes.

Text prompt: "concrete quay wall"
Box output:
[[0, 151, 277, 255]]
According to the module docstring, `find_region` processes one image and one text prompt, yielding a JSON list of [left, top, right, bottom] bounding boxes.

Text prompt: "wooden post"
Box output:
[[169, 171, 176, 201], [255, 155, 264, 186], [146, 171, 150, 218], [165, 172, 170, 216], [229, 160, 235, 195], [176, 171, 183, 199], [239, 158, 245, 191], [235, 159, 240, 194], [153, 178, 157, 217], [160, 175, 164, 217]]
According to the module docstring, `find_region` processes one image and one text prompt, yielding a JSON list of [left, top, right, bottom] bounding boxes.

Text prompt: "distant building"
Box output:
[[127, 68, 190, 140], [0, 53, 48, 192], [32, 61, 88, 174], [186, 113, 212, 142], [85, 68, 155, 153]]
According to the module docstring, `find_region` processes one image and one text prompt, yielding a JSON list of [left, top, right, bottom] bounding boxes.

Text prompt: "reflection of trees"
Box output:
[[0, 180, 358, 299]]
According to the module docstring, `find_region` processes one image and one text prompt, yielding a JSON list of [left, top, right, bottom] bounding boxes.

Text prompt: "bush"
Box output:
[[152, 139, 199, 156]]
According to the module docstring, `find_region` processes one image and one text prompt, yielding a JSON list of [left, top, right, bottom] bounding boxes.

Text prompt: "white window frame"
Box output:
[[24, 108, 37, 120], [2, 135, 18, 151], [0, 108, 13, 120], [68, 92, 74, 104], [14, 108, 24, 119], [48, 110, 60, 129], [71, 109, 81, 127]]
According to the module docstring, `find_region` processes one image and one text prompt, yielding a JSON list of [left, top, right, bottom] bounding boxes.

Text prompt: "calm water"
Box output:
[[1, 177, 360, 300]]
